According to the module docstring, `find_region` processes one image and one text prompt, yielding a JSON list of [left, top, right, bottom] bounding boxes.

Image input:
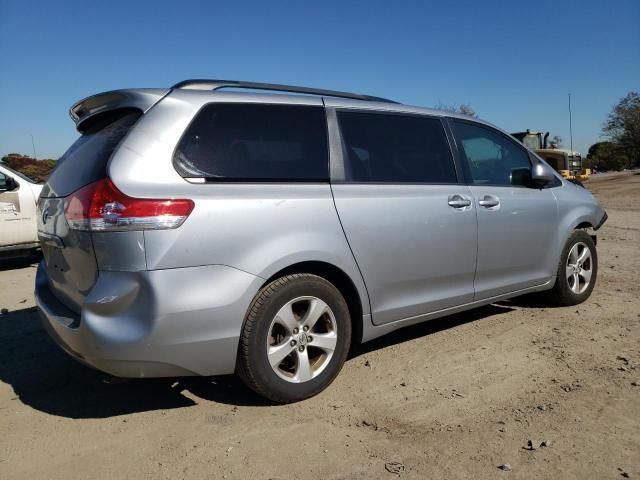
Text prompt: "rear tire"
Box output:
[[546, 230, 598, 306], [237, 274, 351, 403]]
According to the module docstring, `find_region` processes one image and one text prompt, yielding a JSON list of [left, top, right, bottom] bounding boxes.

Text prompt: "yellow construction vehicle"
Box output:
[[511, 130, 590, 182]]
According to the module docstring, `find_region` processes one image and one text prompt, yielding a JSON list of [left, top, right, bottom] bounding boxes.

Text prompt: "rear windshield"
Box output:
[[173, 103, 329, 181], [43, 110, 141, 197]]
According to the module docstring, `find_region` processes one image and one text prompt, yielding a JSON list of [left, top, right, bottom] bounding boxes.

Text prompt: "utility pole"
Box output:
[[31, 134, 37, 160], [568, 93, 574, 154]]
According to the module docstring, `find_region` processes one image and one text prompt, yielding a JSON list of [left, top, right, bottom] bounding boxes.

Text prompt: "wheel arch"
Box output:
[[549, 212, 599, 274], [574, 221, 594, 230], [261, 261, 366, 347]]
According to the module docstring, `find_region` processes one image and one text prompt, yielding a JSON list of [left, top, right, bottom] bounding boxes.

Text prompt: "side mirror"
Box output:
[[0, 176, 18, 192], [530, 162, 554, 186]]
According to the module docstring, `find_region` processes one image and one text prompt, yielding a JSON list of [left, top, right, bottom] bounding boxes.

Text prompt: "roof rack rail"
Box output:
[[171, 79, 398, 104]]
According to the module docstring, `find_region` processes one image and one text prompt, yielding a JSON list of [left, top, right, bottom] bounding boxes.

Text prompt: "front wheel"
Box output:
[[237, 274, 351, 403], [546, 230, 598, 306]]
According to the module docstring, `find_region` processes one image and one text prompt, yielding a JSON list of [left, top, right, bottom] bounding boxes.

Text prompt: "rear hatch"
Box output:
[[38, 110, 142, 312]]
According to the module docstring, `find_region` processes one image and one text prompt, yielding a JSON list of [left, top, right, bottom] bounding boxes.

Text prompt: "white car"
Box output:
[[0, 164, 43, 254]]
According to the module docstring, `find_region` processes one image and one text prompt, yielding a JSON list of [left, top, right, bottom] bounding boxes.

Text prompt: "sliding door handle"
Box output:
[[478, 195, 500, 208]]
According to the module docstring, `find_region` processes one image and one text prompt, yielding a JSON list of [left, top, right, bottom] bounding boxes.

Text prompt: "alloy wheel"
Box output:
[[266, 296, 338, 383], [566, 242, 593, 295]]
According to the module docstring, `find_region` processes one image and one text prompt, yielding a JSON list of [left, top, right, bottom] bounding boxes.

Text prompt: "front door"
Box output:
[[330, 109, 477, 325], [452, 120, 558, 299]]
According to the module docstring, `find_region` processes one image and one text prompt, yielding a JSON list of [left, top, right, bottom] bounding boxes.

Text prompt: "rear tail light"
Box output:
[[64, 178, 194, 231]]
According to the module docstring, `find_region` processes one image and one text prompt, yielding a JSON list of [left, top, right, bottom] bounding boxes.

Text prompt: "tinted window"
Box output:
[[337, 112, 456, 183], [44, 110, 141, 197], [454, 121, 531, 186], [174, 104, 329, 181]]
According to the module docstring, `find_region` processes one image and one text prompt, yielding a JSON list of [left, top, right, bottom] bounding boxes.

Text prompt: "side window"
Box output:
[[174, 104, 329, 181], [0, 172, 7, 190], [454, 121, 531, 186], [337, 111, 457, 183]]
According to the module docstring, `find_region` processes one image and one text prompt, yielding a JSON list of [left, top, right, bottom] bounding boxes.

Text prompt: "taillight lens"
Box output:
[[64, 178, 194, 231]]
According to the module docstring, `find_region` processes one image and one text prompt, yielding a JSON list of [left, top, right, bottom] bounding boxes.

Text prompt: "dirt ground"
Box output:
[[1, 172, 638, 480]]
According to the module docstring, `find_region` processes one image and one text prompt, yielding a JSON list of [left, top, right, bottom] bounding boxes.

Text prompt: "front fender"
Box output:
[[552, 182, 606, 263]]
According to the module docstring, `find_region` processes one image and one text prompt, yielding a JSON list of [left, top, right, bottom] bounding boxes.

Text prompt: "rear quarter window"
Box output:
[[173, 103, 329, 181]]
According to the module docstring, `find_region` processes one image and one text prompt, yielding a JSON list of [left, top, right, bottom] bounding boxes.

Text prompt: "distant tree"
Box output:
[[603, 91, 640, 167], [587, 141, 629, 171], [457, 104, 477, 118], [19, 164, 44, 182], [550, 135, 563, 148], [1, 154, 56, 182], [433, 102, 478, 118]]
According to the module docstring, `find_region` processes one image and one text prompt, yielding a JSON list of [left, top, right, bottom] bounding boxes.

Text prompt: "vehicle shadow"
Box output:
[[0, 303, 517, 418], [0, 306, 201, 418], [497, 292, 555, 308], [0, 251, 41, 271], [350, 303, 515, 358]]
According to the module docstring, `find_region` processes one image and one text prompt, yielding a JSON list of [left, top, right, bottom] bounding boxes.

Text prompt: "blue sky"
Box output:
[[1, 0, 638, 158]]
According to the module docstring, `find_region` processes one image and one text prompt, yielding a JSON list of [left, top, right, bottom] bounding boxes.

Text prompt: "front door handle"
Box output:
[[478, 194, 500, 209], [448, 194, 472, 209]]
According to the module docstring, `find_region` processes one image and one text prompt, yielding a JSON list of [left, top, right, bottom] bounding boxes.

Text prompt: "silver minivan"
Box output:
[[36, 80, 607, 402]]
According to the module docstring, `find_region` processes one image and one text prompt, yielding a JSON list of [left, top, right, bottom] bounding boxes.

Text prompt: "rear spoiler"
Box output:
[[69, 88, 170, 132]]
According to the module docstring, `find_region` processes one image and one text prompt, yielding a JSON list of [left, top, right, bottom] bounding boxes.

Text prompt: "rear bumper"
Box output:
[[35, 261, 263, 377]]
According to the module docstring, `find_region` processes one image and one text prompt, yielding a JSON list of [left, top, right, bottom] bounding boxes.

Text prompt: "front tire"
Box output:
[[237, 274, 351, 403], [547, 230, 598, 306]]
